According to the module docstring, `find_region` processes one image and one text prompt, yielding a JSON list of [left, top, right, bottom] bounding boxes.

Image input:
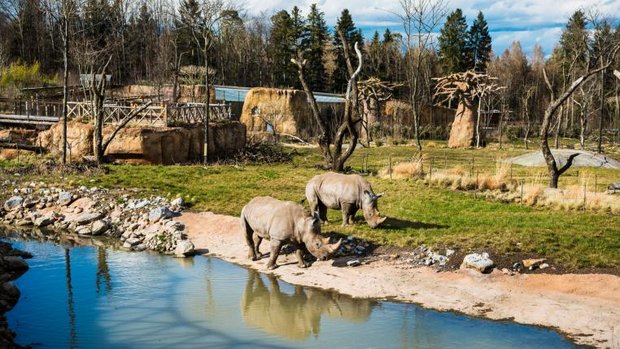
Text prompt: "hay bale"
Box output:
[[240, 87, 313, 138]]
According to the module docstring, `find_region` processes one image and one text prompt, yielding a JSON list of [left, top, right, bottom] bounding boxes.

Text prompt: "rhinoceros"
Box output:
[[305, 172, 386, 228], [240, 196, 342, 269]]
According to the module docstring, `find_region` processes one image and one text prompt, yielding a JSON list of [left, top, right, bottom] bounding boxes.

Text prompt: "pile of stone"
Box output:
[[0, 241, 30, 348], [335, 236, 372, 257], [0, 182, 194, 258], [405, 245, 454, 268]]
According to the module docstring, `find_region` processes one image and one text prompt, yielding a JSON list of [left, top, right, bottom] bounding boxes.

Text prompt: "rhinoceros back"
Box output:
[[241, 196, 305, 241]]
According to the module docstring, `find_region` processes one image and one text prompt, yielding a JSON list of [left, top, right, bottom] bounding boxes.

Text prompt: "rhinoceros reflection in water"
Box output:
[[241, 269, 376, 341]]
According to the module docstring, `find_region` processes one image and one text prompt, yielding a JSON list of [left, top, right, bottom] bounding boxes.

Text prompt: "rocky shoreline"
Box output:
[[0, 180, 196, 258], [0, 240, 30, 348]]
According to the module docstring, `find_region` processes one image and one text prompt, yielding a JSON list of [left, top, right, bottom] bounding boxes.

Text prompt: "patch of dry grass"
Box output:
[[379, 154, 425, 179]]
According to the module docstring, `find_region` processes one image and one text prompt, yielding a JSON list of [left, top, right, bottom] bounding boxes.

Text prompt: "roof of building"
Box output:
[[215, 85, 345, 104]]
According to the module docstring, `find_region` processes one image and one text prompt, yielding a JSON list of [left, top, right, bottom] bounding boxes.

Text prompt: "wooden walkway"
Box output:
[[0, 114, 60, 126], [0, 100, 231, 128]]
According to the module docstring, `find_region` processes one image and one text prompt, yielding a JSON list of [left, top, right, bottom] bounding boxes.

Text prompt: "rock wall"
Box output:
[[240, 88, 313, 138], [448, 98, 478, 148], [37, 122, 94, 161], [38, 121, 246, 164]]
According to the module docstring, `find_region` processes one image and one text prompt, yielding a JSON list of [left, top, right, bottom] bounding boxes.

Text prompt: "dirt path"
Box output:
[[177, 211, 620, 348]]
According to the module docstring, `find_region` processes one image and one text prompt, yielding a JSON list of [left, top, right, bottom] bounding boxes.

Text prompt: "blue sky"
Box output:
[[241, 0, 620, 59]]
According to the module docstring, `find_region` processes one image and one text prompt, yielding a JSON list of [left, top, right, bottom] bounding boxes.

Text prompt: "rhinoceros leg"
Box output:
[[267, 240, 283, 270], [242, 217, 259, 261], [295, 246, 308, 268], [253, 235, 265, 259], [312, 199, 328, 223], [341, 203, 357, 225]]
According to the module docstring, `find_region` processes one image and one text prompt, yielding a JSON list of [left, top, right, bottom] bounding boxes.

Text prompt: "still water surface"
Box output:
[[4, 237, 580, 349]]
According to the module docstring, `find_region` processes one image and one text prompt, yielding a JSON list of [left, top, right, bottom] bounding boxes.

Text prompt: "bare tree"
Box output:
[[89, 55, 152, 163], [521, 86, 536, 149], [358, 77, 401, 144], [434, 71, 503, 148], [394, 0, 447, 150], [180, 0, 234, 163], [43, 0, 82, 165], [292, 30, 363, 172], [541, 57, 616, 188]]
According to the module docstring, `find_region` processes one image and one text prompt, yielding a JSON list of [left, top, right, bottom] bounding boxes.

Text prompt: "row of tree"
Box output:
[[1, 1, 620, 151]]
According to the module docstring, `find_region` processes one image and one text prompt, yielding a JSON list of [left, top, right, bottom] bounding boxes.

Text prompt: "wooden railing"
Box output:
[[65, 101, 232, 126]]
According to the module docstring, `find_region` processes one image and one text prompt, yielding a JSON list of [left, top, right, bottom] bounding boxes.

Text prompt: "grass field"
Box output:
[[1, 139, 619, 269]]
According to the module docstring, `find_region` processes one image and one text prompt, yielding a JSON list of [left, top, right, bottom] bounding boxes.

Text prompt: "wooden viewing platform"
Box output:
[[0, 99, 232, 128]]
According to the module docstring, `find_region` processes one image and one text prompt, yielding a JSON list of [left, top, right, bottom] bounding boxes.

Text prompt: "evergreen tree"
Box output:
[[466, 11, 492, 71], [302, 3, 329, 92], [438, 8, 468, 73], [177, 0, 203, 66], [332, 9, 363, 93], [556, 10, 589, 74], [290, 6, 306, 50], [269, 10, 296, 87], [367, 31, 382, 78]]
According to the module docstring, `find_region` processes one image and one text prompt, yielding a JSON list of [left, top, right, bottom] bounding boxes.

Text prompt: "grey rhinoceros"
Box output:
[[240, 196, 342, 269], [305, 172, 386, 228]]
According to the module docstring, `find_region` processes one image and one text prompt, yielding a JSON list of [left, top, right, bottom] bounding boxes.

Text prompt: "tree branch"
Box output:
[[101, 101, 154, 153], [557, 153, 580, 176]]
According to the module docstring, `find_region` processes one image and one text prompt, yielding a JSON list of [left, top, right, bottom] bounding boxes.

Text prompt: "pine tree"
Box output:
[[269, 10, 296, 87], [332, 9, 363, 93], [177, 0, 203, 66], [438, 9, 468, 74], [557, 10, 588, 74], [466, 11, 492, 71], [291, 6, 306, 51], [367, 31, 382, 78], [302, 3, 329, 92]]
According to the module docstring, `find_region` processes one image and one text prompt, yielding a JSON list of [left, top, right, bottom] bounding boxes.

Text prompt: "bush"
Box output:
[[0, 61, 58, 96]]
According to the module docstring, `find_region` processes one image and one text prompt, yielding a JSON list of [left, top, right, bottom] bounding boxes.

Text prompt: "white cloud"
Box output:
[[238, 0, 620, 55]]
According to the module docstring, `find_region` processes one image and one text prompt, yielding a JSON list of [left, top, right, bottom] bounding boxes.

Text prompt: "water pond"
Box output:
[[4, 235, 580, 348]]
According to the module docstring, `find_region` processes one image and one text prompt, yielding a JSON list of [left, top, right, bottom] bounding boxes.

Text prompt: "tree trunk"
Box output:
[[541, 66, 608, 188], [448, 97, 476, 148], [61, 13, 69, 165], [203, 37, 210, 164], [598, 68, 604, 153]]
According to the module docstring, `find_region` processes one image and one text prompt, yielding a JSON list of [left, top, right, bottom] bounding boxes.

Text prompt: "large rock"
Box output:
[[74, 212, 104, 225], [34, 215, 55, 228], [38, 121, 94, 161], [3, 196, 23, 212], [175, 240, 195, 258], [148, 207, 173, 223], [2, 256, 29, 279], [58, 191, 74, 206], [461, 252, 494, 273], [448, 98, 478, 148], [90, 220, 109, 236]]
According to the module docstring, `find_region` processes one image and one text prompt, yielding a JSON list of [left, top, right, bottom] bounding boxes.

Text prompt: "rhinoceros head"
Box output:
[[304, 212, 343, 261], [362, 191, 387, 228]]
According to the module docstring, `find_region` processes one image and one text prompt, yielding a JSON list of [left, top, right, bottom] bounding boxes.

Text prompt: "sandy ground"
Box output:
[[506, 149, 620, 169], [177, 211, 620, 348]]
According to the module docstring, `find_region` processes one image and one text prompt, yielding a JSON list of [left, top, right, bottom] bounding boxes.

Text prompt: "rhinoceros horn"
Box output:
[[325, 237, 343, 253]]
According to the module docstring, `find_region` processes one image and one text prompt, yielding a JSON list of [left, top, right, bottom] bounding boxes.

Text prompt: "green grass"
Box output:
[[1, 140, 619, 269]]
